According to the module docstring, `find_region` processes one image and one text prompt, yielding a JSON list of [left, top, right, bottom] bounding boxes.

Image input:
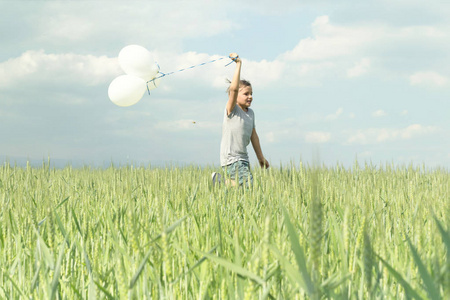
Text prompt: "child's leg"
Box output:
[[224, 161, 253, 187], [223, 162, 238, 187], [237, 161, 253, 187], [211, 172, 223, 185]]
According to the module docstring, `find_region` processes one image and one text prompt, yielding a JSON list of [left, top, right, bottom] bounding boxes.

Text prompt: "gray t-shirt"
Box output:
[[220, 105, 255, 166]]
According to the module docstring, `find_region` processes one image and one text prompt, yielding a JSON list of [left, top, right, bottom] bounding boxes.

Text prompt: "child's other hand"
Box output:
[[229, 53, 241, 63], [259, 158, 269, 169]]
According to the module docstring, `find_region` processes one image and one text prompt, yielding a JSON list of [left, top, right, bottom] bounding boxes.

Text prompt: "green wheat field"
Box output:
[[0, 160, 449, 299]]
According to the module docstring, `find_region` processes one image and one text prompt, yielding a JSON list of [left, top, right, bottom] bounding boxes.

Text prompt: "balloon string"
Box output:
[[146, 56, 235, 94]]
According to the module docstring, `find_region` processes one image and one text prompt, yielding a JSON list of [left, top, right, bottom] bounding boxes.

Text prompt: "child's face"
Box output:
[[237, 85, 253, 110]]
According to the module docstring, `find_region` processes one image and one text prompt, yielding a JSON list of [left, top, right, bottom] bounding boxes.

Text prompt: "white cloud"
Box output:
[[400, 124, 432, 139], [325, 108, 343, 121], [372, 110, 387, 117], [280, 61, 336, 87], [357, 151, 372, 160], [0, 50, 121, 90], [244, 59, 285, 88], [43, 14, 93, 42], [400, 110, 408, 116], [409, 71, 449, 87], [281, 16, 378, 61], [38, 2, 235, 50], [237, 0, 306, 14], [276, 15, 450, 88], [347, 58, 371, 78], [305, 131, 331, 143], [265, 131, 275, 143], [346, 124, 438, 144], [22, 12, 441, 95], [0, 48, 287, 106]]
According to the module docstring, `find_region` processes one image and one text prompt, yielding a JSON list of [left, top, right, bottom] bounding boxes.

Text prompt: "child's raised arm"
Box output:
[[226, 53, 242, 115]]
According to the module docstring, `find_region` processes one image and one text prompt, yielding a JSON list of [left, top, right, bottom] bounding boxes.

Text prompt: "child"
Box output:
[[213, 53, 269, 186]]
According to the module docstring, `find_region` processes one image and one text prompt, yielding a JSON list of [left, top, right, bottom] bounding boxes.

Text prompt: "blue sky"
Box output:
[[1, 0, 449, 168]]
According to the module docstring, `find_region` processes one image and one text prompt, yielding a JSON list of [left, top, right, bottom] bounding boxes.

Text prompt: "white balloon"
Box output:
[[146, 76, 161, 91], [118, 45, 159, 81], [108, 75, 147, 107]]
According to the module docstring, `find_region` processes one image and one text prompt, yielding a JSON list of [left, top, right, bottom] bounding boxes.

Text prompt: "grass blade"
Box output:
[[55, 196, 70, 210], [216, 205, 223, 254], [94, 281, 115, 300], [50, 241, 66, 300], [5, 274, 27, 298], [88, 276, 97, 300], [269, 244, 307, 290], [434, 217, 450, 254], [30, 263, 41, 293], [149, 215, 188, 244], [200, 251, 265, 285], [71, 208, 83, 236], [406, 238, 440, 300], [69, 282, 83, 299], [54, 211, 71, 247], [34, 227, 55, 269], [281, 206, 315, 295], [129, 246, 154, 289], [173, 245, 218, 284], [38, 217, 47, 227], [376, 254, 424, 300]]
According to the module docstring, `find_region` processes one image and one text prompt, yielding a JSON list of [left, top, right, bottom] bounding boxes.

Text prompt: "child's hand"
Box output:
[[259, 158, 270, 169], [229, 53, 241, 63]]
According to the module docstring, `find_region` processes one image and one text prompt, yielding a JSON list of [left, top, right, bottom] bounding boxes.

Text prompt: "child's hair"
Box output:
[[226, 79, 251, 94]]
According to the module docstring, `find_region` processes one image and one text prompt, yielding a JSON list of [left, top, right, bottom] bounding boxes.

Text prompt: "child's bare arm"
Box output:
[[226, 53, 241, 115], [251, 128, 269, 168]]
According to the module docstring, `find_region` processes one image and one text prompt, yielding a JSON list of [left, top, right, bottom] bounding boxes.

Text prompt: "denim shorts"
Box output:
[[223, 160, 253, 186]]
